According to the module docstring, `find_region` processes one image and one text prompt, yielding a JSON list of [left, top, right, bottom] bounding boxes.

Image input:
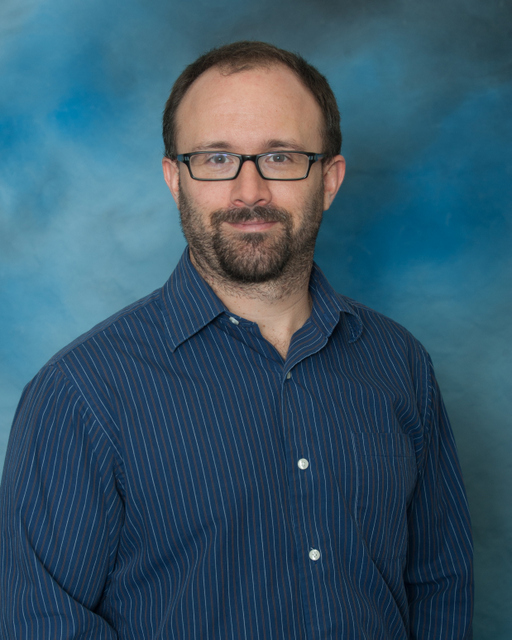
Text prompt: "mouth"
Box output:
[[226, 219, 277, 233]]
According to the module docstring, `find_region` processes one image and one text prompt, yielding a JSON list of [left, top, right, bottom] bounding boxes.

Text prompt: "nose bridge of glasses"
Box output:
[[238, 154, 265, 178]]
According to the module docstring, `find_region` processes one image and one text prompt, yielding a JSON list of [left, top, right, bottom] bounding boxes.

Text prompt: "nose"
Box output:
[[230, 158, 272, 208]]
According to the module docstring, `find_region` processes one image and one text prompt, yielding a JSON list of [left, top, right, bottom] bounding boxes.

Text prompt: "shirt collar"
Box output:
[[160, 248, 363, 351], [159, 249, 226, 351]]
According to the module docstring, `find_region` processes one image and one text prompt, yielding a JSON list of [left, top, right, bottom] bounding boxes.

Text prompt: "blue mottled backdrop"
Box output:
[[1, 0, 510, 636]]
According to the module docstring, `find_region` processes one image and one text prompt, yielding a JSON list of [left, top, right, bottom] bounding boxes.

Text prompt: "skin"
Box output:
[[162, 64, 346, 358]]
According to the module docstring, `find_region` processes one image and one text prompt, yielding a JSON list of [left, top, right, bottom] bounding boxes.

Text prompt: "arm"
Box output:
[[0, 365, 123, 639], [405, 355, 473, 639]]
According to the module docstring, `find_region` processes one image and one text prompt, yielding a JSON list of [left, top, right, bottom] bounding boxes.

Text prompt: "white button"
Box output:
[[286, 371, 292, 380], [297, 458, 309, 470], [228, 317, 239, 325], [309, 549, 321, 561]]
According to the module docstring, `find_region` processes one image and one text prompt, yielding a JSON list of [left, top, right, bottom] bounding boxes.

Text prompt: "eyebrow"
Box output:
[[190, 139, 306, 153], [190, 141, 235, 152], [264, 139, 304, 151]]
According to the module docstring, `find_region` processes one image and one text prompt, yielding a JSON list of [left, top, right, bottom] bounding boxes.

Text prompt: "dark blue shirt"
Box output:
[[0, 249, 473, 639]]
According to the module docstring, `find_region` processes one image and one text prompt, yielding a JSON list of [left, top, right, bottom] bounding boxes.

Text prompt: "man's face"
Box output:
[[163, 64, 345, 284]]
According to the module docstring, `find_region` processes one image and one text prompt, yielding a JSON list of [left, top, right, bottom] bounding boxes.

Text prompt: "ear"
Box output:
[[162, 157, 180, 207], [322, 155, 346, 211]]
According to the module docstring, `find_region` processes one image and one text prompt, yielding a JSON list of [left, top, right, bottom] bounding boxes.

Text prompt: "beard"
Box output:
[[178, 184, 324, 286]]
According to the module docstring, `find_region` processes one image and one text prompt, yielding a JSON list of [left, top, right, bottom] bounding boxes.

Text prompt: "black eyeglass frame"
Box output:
[[176, 151, 325, 181]]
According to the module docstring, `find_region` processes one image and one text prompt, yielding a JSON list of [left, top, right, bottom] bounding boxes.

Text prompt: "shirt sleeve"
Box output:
[[405, 353, 474, 639], [0, 364, 124, 639]]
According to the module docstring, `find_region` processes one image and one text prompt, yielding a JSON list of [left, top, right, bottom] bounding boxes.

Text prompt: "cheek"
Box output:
[[269, 183, 311, 211], [184, 182, 233, 214]]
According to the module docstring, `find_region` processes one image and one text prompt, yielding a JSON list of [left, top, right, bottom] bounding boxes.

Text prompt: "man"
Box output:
[[0, 41, 473, 639]]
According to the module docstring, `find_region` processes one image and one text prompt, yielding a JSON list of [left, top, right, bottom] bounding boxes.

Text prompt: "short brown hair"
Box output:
[[162, 41, 341, 160]]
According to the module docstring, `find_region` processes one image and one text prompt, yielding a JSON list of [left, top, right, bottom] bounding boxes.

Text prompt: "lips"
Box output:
[[227, 219, 277, 232]]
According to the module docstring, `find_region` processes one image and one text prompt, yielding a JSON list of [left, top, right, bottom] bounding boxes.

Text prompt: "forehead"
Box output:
[[175, 64, 324, 152]]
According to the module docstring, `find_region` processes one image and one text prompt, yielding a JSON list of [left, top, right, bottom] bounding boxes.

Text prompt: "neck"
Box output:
[[190, 250, 314, 359]]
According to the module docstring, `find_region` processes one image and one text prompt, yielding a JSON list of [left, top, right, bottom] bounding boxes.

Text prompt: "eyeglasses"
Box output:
[[176, 151, 325, 181]]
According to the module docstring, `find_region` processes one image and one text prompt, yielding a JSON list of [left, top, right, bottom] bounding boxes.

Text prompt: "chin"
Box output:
[[215, 233, 292, 284]]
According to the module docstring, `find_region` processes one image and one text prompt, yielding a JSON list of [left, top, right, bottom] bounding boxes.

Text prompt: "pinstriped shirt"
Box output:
[[0, 249, 473, 639]]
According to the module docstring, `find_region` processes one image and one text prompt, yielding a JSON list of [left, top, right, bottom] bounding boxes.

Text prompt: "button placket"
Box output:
[[281, 358, 326, 596]]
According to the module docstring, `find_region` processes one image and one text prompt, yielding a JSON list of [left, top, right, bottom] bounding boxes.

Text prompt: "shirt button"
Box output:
[[309, 549, 321, 561], [228, 316, 239, 325], [286, 371, 292, 380], [297, 458, 309, 470]]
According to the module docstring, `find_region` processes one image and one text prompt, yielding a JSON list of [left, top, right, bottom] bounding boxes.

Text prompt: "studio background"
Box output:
[[1, 0, 510, 637]]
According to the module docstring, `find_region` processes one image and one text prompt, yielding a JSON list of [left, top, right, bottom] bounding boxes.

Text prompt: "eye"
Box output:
[[267, 153, 292, 163], [205, 153, 233, 165]]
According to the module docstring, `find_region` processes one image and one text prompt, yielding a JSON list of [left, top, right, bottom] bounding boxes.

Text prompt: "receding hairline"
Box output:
[[206, 59, 287, 75], [178, 60, 320, 105]]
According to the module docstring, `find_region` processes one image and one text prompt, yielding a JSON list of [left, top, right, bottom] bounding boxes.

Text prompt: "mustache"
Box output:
[[211, 206, 291, 225]]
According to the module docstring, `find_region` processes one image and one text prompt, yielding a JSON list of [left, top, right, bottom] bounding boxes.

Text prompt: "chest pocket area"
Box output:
[[350, 431, 417, 560]]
